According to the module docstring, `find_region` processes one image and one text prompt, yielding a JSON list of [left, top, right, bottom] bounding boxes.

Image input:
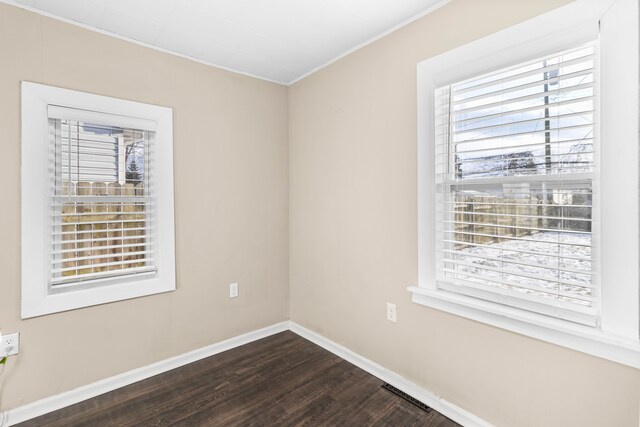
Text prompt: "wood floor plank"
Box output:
[[17, 331, 461, 427]]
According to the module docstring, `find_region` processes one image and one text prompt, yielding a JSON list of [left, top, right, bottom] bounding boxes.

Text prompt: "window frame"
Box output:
[[21, 82, 176, 319], [434, 43, 600, 326], [410, 0, 640, 368]]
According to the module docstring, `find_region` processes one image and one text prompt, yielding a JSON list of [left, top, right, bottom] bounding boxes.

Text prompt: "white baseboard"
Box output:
[[288, 321, 491, 427], [4, 321, 289, 426], [5, 320, 488, 427]]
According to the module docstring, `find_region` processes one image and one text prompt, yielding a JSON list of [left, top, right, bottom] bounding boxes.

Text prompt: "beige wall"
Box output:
[[289, 0, 640, 426], [0, 3, 289, 410]]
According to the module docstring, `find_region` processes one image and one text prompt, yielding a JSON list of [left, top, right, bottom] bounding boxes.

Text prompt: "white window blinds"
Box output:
[[48, 107, 157, 287], [434, 44, 597, 325]]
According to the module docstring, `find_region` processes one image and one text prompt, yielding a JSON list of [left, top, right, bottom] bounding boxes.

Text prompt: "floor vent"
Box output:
[[381, 383, 432, 413]]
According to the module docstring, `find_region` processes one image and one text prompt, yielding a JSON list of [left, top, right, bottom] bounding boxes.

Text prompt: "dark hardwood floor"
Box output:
[[18, 331, 460, 426]]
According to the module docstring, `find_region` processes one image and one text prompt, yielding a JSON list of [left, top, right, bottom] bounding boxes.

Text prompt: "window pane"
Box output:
[[442, 183, 593, 307], [49, 118, 156, 286], [438, 45, 595, 180], [435, 44, 597, 318]]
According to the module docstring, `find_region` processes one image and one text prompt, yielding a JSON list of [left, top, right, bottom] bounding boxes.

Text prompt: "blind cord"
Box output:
[[0, 359, 7, 427]]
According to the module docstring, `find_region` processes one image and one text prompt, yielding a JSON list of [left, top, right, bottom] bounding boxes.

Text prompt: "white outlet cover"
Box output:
[[1, 332, 20, 357], [230, 282, 239, 298], [386, 303, 397, 323]]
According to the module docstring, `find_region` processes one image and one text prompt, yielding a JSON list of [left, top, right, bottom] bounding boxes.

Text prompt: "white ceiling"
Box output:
[[9, 0, 447, 85]]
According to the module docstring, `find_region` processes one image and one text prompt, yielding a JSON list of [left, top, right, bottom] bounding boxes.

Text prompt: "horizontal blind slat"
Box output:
[[446, 138, 594, 156], [52, 249, 153, 265], [441, 248, 593, 276], [52, 218, 150, 227], [445, 96, 594, 126], [52, 196, 150, 202], [442, 82, 593, 117], [442, 210, 592, 223], [53, 239, 154, 254], [50, 266, 157, 286], [440, 268, 594, 303], [51, 257, 153, 274], [444, 172, 594, 186], [442, 258, 591, 288], [440, 275, 594, 311], [437, 153, 594, 168], [53, 211, 150, 218], [451, 67, 594, 107], [441, 110, 594, 137], [447, 229, 591, 247], [444, 219, 592, 235], [49, 105, 157, 131], [444, 200, 591, 209], [52, 226, 152, 237], [442, 239, 593, 262], [452, 52, 594, 96], [450, 123, 594, 146]]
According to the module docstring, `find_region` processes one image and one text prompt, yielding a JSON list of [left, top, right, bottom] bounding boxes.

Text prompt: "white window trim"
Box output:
[[21, 82, 176, 318], [410, 0, 640, 368]]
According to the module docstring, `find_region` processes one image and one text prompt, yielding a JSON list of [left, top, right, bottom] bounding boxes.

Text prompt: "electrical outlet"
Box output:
[[229, 282, 239, 298], [386, 303, 397, 323], [1, 332, 20, 357]]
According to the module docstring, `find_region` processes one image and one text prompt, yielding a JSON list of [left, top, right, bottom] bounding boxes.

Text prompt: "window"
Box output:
[[49, 108, 155, 286], [434, 44, 597, 326], [22, 83, 176, 318], [411, 0, 640, 368]]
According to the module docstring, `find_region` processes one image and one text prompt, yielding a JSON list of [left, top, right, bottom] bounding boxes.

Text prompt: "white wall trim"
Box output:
[[4, 322, 289, 426], [288, 321, 491, 427], [5, 321, 490, 426], [409, 286, 640, 370], [21, 82, 177, 319]]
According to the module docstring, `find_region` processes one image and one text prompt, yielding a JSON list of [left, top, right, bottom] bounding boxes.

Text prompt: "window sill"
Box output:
[[408, 286, 640, 369]]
